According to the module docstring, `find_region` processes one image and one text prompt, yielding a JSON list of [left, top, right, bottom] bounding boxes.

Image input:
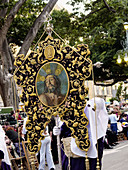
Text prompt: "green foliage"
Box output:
[[0, 2, 9, 8], [116, 82, 123, 101], [110, 97, 118, 103], [2, 0, 128, 84], [70, 0, 128, 83], [122, 86, 128, 101], [51, 9, 72, 40], [114, 82, 128, 101], [7, 0, 46, 45]]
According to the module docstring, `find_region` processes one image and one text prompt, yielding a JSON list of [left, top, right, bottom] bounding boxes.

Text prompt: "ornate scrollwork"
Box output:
[[14, 35, 92, 153]]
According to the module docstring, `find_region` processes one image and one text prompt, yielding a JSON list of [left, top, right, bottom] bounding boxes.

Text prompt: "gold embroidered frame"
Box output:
[[14, 35, 92, 153]]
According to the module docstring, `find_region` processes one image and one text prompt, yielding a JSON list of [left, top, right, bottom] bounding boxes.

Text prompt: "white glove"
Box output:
[[53, 126, 61, 136]]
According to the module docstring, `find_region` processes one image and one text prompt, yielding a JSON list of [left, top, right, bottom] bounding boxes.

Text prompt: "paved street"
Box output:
[[102, 140, 128, 170], [45, 140, 128, 170]]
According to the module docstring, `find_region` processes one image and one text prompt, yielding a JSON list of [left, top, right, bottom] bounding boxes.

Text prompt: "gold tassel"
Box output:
[[85, 153, 90, 170], [68, 157, 71, 170], [96, 158, 100, 170], [31, 154, 36, 170], [21, 161, 24, 170]]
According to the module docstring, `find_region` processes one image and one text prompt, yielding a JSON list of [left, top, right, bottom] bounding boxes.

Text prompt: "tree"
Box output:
[[66, 0, 128, 86], [0, 0, 58, 107], [110, 82, 128, 102], [122, 86, 128, 102], [116, 82, 123, 101]]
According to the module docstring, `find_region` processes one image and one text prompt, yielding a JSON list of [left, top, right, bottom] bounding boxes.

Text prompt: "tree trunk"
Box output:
[[0, 0, 27, 107], [19, 0, 58, 56], [0, 31, 14, 106]]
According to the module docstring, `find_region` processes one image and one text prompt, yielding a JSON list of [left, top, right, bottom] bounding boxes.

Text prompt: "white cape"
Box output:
[[71, 97, 108, 158]]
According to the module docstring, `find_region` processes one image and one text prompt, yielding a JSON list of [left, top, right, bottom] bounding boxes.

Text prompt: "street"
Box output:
[[102, 140, 128, 170], [46, 140, 128, 170]]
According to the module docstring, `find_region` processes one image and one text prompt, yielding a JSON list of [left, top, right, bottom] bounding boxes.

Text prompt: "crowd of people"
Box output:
[[104, 100, 128, 149], [0, 99, 128, 170], [0, 110, 58, 170]]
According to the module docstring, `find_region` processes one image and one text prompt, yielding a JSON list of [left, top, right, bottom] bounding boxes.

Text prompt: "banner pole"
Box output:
[[55, 116, 62, 170]]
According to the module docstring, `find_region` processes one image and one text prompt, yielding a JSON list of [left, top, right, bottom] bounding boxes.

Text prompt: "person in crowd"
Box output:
[[39, 125, 55, 170], [7, 112, 16, 125], [119, 113, 128, 140], [13, 124, 18, 132], [4, 135, 19, 158], [2, 125, 7, 132], [11, 110, 22, 121], [119, 113, 127, 124], [53, 97, 108, 170], [105, 127, 118, 147], [0, 125, 11, 170], [6, 126, 19, 143], [104, 136, 113, 149], [4, 122, 10, 131], [18, 125, 24, 140], [113, 100, 121, 119], [22, 116, 28, 141], [109, 109, 118, 135], [121, 103, 128, 111], [6, 126, 24, 157], [106, 105, 110, 113]]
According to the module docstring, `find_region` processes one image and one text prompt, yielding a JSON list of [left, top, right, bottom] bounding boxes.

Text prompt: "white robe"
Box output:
[[71, 97, 108, 158], [0, 125, 11, 166]]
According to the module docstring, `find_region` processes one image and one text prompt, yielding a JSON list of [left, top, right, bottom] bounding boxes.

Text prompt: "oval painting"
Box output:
[[36, 62, 69, 107]]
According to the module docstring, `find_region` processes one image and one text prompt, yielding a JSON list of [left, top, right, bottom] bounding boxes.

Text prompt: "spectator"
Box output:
[[22, 116, 28, 141], [109, 110, 118, 135], [120, 113, 128, 140], [6, 126, 24, 157], [18, 125, 24, 140], [39, 125, 55, 170], [6, 126, 19, 143], [119, 113, 127, 124], [113, 100, 121, 119], [105, 128, 118, 146], [11, 110, 22, 121], [7, 112, 16, 125]]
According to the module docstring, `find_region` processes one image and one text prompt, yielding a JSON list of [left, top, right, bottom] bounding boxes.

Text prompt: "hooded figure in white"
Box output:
[[71, 97, 108, 158]]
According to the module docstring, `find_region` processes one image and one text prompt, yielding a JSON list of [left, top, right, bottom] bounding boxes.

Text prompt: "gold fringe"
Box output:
[[20, 162, 24, 170], [68, 157, 71, 170], [85, 153, 90, 170], [96, 158, 100, 170], [31, 154, 36, 170]]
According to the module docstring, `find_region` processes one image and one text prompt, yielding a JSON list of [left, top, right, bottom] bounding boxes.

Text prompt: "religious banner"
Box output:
[[14, 35, 92, 153]]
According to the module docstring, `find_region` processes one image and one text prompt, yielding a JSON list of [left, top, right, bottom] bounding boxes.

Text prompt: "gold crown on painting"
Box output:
[[43, 63, 63, 76], [37, 63, 64, 82]]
